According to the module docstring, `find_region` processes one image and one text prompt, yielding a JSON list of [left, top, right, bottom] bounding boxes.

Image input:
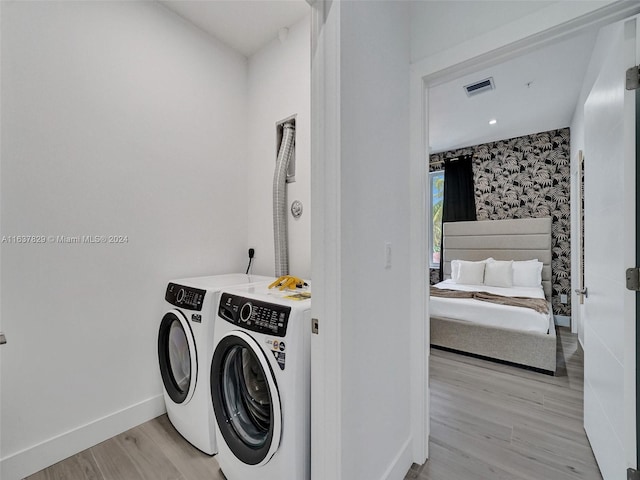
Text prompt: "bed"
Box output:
[[430, 217, 557, 374]]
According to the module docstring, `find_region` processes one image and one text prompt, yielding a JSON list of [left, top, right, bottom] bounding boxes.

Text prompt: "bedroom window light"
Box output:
[[430, 170, 444, 268]]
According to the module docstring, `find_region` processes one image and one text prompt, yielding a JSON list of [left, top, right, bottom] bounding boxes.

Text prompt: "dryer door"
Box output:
[[158, 310, 197, 404], [211, 330, 282, 466]]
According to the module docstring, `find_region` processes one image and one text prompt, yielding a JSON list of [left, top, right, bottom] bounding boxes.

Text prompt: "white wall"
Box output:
[[312, 1, 413, 478], [0, 2, 248, 478], [341, 2, 412, 475], [247, 16, 311, 279]]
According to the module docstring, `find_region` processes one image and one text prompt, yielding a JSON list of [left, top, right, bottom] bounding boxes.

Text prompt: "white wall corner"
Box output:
[[409, 65, 429, 465], [246, 13, 311, 279], [379, 437, 413, 480], [1, 395, 165, 480], [309, 1, 343, 480]]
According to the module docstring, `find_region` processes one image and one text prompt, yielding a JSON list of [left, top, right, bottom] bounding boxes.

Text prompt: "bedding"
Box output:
[[431, 279, 551, 334], [483, 260, 513, 288], [451, 258, 493, 283], [512, 259, 544, 287], [454, 260, 485, 285], [430, 287, 549, 314]]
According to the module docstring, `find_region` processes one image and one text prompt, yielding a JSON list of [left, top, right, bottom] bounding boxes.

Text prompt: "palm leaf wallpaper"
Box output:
[[429, 127, 571, 316]]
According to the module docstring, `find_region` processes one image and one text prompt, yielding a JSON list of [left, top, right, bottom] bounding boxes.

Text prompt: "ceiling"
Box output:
[[159, 0, 310, 57], [159, 1, 597, 154], [428, 29, 599, 153], [410, 1, 557, 63]]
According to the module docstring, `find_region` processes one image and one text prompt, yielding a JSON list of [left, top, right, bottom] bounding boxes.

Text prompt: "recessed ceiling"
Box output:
[[428, 29, 599, 153], [159, 0, 310, 57]]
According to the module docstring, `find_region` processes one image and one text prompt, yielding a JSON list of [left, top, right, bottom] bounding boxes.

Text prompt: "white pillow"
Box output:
[[451, 259, 461, 280], [451, 258, 493, 281], [454, 260, 486, 285], [512, 260, 543, 287], [484, 260, 513, 287]]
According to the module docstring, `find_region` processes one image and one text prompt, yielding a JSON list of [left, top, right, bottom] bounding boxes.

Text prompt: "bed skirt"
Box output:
[[430, 314, 557, 374]]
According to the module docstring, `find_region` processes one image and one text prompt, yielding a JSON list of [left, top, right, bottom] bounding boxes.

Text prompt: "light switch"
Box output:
[[384, 242, 392, 269]]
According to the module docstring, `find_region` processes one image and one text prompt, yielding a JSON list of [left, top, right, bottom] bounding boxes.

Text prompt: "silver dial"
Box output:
[[291, 200, 303, 219]]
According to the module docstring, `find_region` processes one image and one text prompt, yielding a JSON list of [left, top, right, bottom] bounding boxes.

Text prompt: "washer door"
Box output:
[[211, 331, 282, 466], [158, 310, 197, 404]]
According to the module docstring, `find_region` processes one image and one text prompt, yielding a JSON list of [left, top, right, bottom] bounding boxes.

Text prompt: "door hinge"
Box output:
[[628, 467, 640, 480], [0, 332, 5, 345], [311, 318, 319, 335], [627, 66, 640, 90], [626, 268, 640, 291]]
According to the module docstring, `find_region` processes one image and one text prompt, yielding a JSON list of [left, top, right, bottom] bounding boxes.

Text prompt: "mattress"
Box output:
[[430, 279, 551, 334]]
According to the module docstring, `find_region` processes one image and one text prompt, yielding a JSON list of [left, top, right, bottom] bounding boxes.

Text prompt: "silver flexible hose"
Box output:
[[273, 123, 295, 277]]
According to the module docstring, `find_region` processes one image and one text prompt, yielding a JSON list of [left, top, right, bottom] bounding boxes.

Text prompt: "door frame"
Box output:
[[637, 70, 640, 473], [309, 2, 343, 479], [409, 0, 640, 467], [571, 150, 584, 338]]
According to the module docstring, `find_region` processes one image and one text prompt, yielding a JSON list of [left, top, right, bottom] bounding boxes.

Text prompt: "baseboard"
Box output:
[[379, 436, 413, 480], [554, 314, 571, 327], [1, 394, 166, 480]]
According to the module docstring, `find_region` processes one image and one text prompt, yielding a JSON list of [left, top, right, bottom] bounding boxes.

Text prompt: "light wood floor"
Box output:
[[25, 413, 225, 480], [407, 328, 601, 480], [26, 328, 599, 480]]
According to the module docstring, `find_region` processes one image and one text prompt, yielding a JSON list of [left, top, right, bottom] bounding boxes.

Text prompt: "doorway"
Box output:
[[417, 5, 640, 478]]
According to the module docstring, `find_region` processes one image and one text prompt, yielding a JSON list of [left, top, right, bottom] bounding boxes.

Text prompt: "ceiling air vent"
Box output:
[[464, 77, 495, 97]]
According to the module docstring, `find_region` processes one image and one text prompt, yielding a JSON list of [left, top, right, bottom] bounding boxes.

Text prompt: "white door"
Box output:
[[583, 16, 638, 480]]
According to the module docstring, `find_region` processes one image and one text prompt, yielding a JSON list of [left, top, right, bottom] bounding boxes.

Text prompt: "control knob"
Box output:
[[240, 302, 253, 322], [177, 288, 186, 303]]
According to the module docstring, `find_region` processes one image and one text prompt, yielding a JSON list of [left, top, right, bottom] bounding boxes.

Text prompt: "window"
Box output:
[[430, 170, 444, 267]]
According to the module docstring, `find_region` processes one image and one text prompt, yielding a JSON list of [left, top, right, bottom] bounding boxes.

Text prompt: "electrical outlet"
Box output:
[[560, 294, 568, 304]]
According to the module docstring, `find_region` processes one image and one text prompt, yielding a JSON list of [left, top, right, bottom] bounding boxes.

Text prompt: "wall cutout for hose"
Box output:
[[273, 118, 296, 277]]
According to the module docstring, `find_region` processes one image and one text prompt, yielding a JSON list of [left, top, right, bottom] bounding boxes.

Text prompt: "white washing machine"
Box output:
[[157, 274, 273, 455], [210, 283, 311, 480]]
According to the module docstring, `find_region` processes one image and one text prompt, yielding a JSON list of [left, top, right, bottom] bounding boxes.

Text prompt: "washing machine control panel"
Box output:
[[165, 283, 206, 311], [218, 293, 290, 337]]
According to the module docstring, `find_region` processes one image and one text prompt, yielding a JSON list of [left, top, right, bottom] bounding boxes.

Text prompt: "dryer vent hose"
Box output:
[[273, 123, 295, 277]]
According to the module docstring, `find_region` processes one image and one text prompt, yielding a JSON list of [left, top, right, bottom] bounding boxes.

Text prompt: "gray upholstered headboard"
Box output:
[[442, 217, 552, 299]]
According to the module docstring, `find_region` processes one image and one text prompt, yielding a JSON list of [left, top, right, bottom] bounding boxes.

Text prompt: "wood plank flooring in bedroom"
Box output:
[[25, 329, 599, 480], [408, 328, 601, 480]]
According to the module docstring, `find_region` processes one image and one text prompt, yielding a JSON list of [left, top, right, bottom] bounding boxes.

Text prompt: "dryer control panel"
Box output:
[[218, 293, 290, 337], [165, 283, 206, 311]]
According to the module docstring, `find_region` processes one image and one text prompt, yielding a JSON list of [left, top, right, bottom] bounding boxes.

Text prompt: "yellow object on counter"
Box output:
[[269, 275, 307, 291], [284, 292, 311, 300]]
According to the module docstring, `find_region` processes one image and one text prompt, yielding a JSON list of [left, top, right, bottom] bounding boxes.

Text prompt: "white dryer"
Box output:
[[158, 274, 273, 455], [210, 283, 311, 480]]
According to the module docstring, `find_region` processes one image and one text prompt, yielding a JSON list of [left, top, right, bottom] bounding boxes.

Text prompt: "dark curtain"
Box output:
[[439, 154, 477, 281]]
